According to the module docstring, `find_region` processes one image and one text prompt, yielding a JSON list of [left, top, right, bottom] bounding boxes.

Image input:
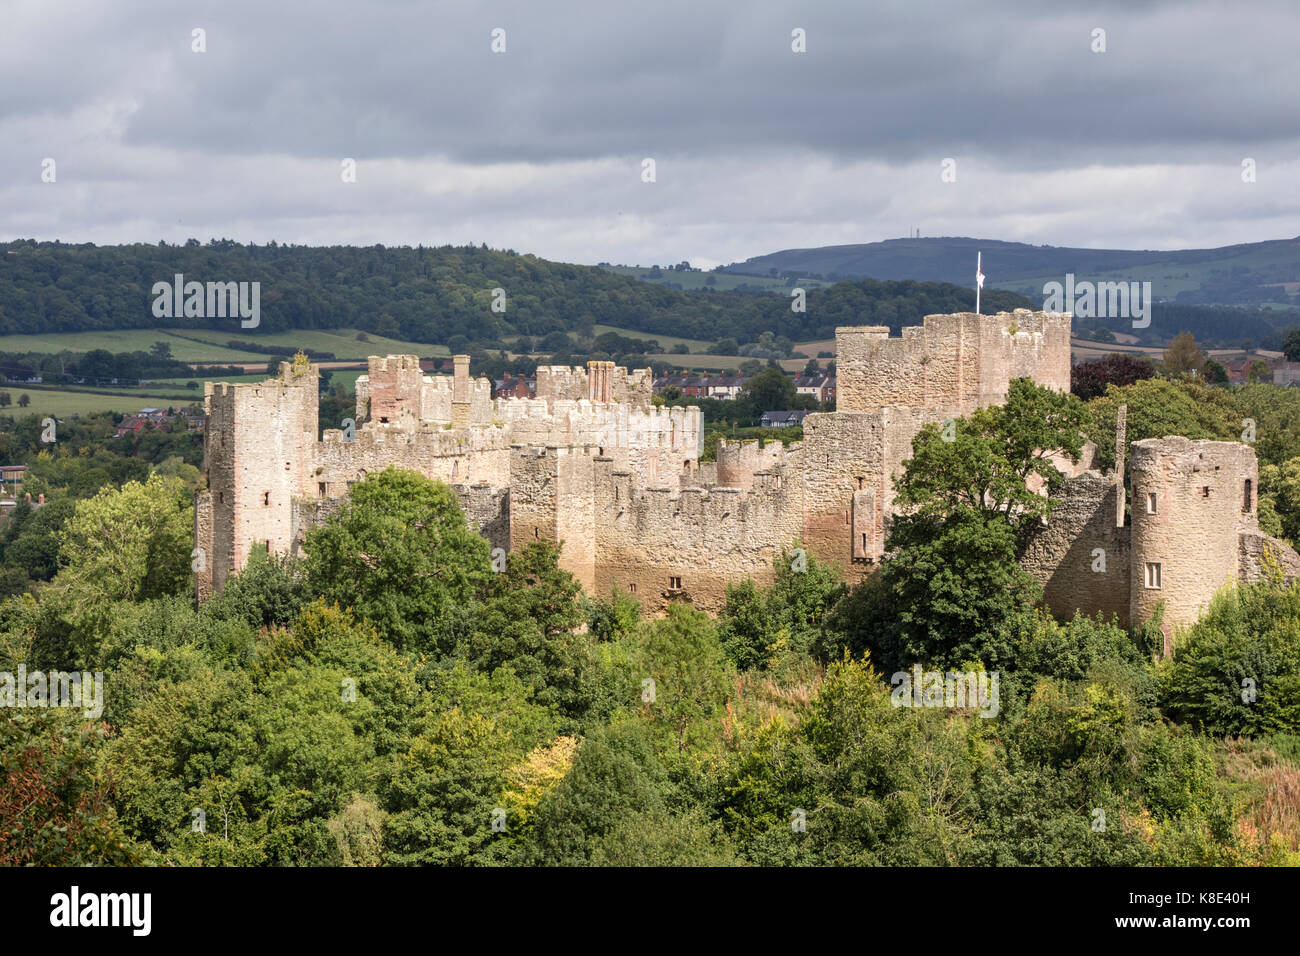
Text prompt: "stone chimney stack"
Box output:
[[587, 361, 614, 403], [452, 354, 472, 427], [453, 354, 470, 403]]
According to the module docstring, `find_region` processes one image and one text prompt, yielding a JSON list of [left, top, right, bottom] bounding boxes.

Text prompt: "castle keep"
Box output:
[[194, 308, 1298, 650]]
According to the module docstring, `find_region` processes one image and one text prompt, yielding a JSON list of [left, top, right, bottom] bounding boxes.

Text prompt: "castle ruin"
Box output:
[[194, 308, 1299, 652]]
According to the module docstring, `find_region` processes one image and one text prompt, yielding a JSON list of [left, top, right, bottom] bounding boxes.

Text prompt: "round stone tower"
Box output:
[[1129, 437, 1258, 655]]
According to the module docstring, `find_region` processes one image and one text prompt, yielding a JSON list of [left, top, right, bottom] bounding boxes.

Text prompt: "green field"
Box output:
[[0, 388, 197, 420], [171, 327, 447, 360], [0, 327, 446, 364], [0, 329, 267, 362], [590, 325, 714, 353], [0, 369, 367, 421], [151, 374, 269, 387]]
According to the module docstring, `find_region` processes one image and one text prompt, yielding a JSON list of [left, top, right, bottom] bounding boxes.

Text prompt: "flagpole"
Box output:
[[975, 251, 981, 315]]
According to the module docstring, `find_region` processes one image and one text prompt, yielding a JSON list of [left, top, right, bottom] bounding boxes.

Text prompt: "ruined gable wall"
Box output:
[[535, 363, 654, 408], [535, 366, 588, 403], [716, 438, 787, 491], [611, 367, 654, 408], [799, 411, 888, 577], [835, 326, 919, 412], [505, 444, 598, 590], [509, 445, 561, 556], [977, 309, 1072, 404], [365, 354, 425, 423], [1021, 472, 1132, 626], [415, 375, 494, 424], [313, 423, 513, 494], [1238, 532, 1300, 586], [555, 449, 597, 591], [835, 310, 1071, 417], [495, 400, 701, 489], [194, 490, 215, 601]]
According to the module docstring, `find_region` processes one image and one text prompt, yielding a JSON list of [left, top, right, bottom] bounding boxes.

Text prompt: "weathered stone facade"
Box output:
[[195, 308, 1296, 652], [1021, 431, 1300, 653]]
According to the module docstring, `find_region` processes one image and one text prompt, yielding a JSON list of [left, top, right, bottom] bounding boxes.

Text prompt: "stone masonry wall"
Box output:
[[835, 310, 1070, 414], [590, 456, 804, 613], [1130, 437, 1259, 654], [200, 316, 1293, 652], [1021, 472, 1132, 626], [199, 360, 318, 596]]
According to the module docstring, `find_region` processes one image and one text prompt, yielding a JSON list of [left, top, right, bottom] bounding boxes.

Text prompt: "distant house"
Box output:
[[116, 407, 172, 438], [703, 375, 745, 400], [115, 415, 147, 438], [494, 374, 534, 399], [795, 372, 836, 404], [656, 374, 747, 400], [760, 410, 809, 428], [657, 374, 705, 397]]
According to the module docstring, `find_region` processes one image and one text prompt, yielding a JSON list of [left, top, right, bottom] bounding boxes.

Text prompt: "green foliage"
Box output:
[[634, 604, 732, 753], [0, 239, 1032, 347], [41, 474, 193, 665], [525, 724, 667, 865], [1284, 328, 1300, 362], [585, 586, 642, 643], [1160, 580, 1300, 736], [716, 656, 976, 865], [0, 711, 144, 865], [1087, 377, 1240, 473], [205, 546, 311, 631], [856, 510, 1040, 673], [303, 468, 490, 654], [1259, 456, 1300, 547], [460, 541, 604, 721], [1236, 384, 1300, 470], [894, 379, 1088, 541], [7, 369, 1299, 868], [718, 546, 847, 671]]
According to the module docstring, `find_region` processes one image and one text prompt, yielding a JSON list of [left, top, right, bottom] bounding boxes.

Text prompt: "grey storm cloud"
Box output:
[[1, 0, 1297, 266]]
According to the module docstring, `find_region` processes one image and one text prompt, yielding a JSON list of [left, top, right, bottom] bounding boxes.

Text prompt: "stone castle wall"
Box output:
[[536, 363, 654, 407], [195, 360, 319, 601], [1129, 438, 1260, 654], [590, 456, 804, 611], [835, 309, 1070, 415], [1021, 472, 1132, 626], [198, 311, 1297, 651]]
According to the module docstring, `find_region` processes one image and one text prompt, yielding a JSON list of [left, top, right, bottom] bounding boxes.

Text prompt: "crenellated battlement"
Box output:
[[835, 309, 1071, 415], [196, 315, 1289, 634]]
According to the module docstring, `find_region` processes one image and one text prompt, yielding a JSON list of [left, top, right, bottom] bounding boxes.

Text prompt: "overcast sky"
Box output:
[[2, 0, 1297, 269]]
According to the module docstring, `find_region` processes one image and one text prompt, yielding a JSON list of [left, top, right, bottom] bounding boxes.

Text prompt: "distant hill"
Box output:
[[0, 239, 1029, 349], [722, 236, 1300, 309], [3, 239, 1296, 355]]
